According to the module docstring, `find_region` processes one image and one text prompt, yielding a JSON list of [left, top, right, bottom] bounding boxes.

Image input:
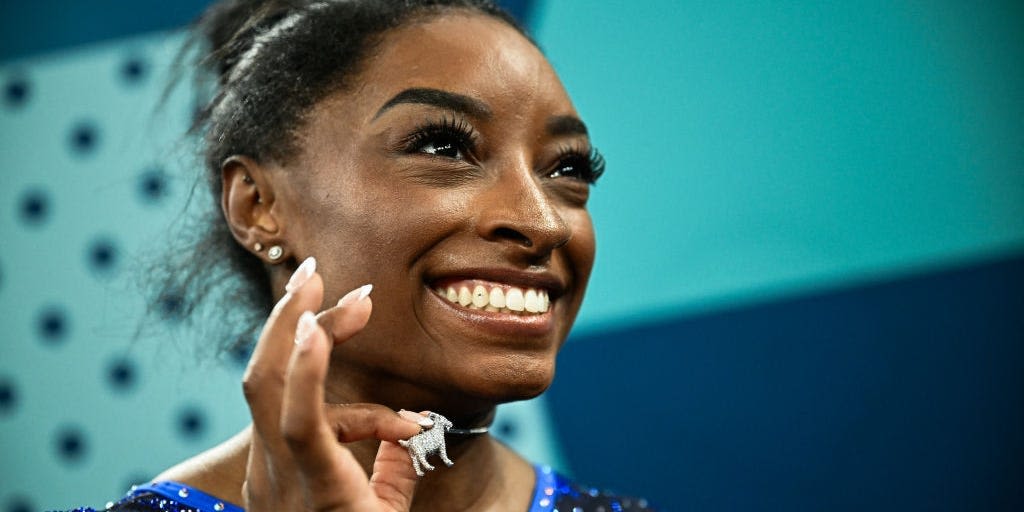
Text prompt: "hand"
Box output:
[[241, 257, 426, 511]]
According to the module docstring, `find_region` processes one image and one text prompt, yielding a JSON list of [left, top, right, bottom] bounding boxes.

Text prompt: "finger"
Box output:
[[243, 435, 273, 507], [370, 440, 421, 511], [280, 311, 379, 506], [316, 283, 373, 345], [243, 256, 323, 436], [324, 404, 428, 443]]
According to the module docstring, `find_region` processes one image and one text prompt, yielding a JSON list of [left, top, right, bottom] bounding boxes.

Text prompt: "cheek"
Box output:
[[307, 177, 473, 281], [567, 209, 597, 282]]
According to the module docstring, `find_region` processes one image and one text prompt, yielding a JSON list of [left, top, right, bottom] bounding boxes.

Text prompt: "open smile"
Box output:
[[433, 279, 550, 314], [422, 269, 566, 338]]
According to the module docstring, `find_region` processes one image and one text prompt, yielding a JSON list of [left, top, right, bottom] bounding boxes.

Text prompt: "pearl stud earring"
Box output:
[[267, 245, 283, 261]]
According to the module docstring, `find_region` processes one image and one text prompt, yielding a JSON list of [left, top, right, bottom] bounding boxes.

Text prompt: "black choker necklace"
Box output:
[[447, 425, 490, 435]]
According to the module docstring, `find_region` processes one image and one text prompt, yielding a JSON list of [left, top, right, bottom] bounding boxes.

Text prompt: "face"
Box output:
[[272, 12, 598, 410]]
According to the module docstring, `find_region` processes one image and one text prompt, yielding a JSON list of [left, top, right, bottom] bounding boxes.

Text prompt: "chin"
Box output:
[[458, 352, 556, 403]]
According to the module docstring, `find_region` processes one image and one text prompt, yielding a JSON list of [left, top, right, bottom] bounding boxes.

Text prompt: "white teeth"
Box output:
[[524, 289, 540, 313], [505, 288, 525, 312], [489, 287, 506, 308], [472, 285, 489, 308], [438, 283, 551, 315]]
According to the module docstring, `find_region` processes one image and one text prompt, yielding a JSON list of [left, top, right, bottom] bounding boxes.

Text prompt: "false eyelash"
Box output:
[[588, 146, 607, 184], [553, 144, 607, 185], [399, 115, 479, 155]]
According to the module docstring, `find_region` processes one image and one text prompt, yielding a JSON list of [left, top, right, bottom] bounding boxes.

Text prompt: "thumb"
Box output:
[[369, 440, 420, 511]]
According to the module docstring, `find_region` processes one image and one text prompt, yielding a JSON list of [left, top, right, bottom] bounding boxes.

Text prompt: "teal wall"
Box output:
[[534, 1, 1024, 331]]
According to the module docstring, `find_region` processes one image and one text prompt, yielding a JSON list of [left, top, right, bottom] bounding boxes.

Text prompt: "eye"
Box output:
[[402, 116, 477, 161], [548, 146, 606, 184], [418, 135, 463, 159]]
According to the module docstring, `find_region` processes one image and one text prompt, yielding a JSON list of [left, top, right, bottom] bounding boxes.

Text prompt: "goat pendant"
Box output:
[[398, 412, 455, 477]]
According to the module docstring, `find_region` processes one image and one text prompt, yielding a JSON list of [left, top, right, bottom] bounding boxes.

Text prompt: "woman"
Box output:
[[71, 0, 651, 510]]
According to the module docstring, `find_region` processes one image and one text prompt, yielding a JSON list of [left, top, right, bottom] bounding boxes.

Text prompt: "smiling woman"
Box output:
[[62, 0, 649, 511]]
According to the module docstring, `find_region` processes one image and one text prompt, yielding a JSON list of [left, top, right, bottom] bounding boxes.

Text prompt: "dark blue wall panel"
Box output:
[[0, 0, 536, 62], [548, 253, 1024, 511]]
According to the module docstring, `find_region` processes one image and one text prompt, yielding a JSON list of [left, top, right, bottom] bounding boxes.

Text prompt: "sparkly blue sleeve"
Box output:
[[532, 464, 658, 512], [70, 470, 652, 512], [61, 481, 243, 512]]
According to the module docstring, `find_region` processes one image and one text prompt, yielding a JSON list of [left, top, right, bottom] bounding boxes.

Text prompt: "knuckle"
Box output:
[[333, 421, 353, 441], [280, 418, 314, 449], [241, 369, 283, 401]]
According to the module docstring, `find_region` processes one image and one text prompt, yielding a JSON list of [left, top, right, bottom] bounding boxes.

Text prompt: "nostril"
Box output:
[[493, 227, 532, 248]]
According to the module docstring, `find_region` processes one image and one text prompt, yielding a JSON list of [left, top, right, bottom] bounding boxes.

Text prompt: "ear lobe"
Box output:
[[222, 156, 281, 251]]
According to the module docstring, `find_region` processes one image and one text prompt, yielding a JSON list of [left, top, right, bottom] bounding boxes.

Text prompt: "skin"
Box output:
[[156, 11, 596, 511]]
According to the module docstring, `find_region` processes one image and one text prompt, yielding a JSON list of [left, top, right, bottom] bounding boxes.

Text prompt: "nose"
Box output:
[[477, 165, 571, 262]]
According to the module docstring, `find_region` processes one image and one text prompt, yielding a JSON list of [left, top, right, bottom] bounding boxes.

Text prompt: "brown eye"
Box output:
[[403, 116, 477, 161], [548, 147, 605, 184], [549, 156, 586, 180], [418, 135, 463, 159]]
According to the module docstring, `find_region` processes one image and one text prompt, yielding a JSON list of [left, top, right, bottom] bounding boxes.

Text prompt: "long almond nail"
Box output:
[[295, 311, 318, 346], [337, 284, 373, 307], [285, 256, 316, 294], [399, 409, 434, 427]]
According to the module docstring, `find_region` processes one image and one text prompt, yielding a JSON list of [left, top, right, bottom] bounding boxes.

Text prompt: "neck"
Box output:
[[323, 362, 504, 430], [300, 426, 531, 511], [319, 375, 535, 510]]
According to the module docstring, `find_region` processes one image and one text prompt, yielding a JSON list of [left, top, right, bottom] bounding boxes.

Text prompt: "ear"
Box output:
[[222, 155, 282, 259]]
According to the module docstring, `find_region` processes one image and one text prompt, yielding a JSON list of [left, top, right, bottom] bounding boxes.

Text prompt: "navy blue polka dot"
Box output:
[[37, 306, 69, 345], [497, 420, 517, 438], [4, 496, 34, 512], [177, 406, 207, 440], [157, 290, 185, 322], [55, 425, 88, 463], [18, 188, 49, 226], [120, 56, 148, 84], [69, 120, 99, 155], [87, 236, 119, 276], [4, 76, 30, 107], [0, 376, 17, 415], [229, 340, 254, 367], [137, 167, 169, 204], [107, 357, 137, 392]]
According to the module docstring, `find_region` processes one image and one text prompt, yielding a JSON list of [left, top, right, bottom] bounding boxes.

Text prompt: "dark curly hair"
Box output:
[[147, 0, 528, 357]]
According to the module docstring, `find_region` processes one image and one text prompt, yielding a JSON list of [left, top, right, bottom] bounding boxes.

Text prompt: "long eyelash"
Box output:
[[588, 146, 606, 184], [555, 144, 607, 184], [399, 115, 478, 153]]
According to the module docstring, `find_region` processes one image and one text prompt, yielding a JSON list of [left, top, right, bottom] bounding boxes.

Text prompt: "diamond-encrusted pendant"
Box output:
[[398, 412, 455, 476]]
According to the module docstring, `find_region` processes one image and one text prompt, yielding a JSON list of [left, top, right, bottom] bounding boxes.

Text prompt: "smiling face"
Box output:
[[268, 12, 598, 412]]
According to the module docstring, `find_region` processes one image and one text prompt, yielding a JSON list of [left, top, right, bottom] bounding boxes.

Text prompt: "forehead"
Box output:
[[344, 11, 576, 121]]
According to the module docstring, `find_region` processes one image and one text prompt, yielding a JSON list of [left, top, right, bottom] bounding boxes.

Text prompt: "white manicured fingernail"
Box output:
[[337, 284, 373, 307], [399, 409, 434, 427], [285, 257, 316, 294], [295, 311, 318, 346]]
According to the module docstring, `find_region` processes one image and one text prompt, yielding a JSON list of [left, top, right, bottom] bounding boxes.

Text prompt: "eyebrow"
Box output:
[[374, 87, 492, 120], [546, 115, 589, 137]]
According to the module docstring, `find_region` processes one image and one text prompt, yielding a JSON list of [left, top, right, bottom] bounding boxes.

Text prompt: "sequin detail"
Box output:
[[530, 465, 656, 512], [64, 465, 654, 512]]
